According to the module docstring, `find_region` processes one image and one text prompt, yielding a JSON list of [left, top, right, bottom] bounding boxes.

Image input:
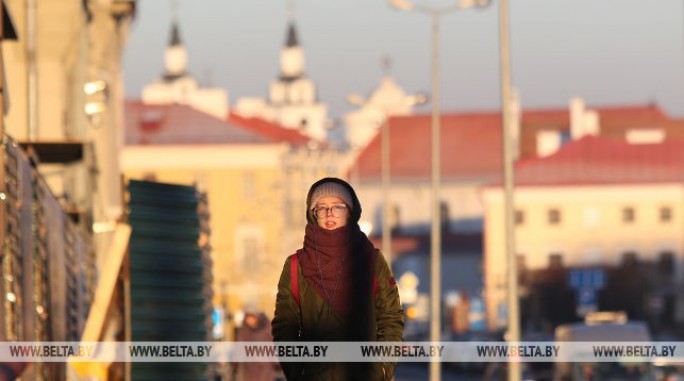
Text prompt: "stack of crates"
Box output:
[[127, 180, 214, 380]]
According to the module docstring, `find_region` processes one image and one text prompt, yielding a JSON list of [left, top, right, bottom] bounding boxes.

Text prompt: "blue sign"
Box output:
[[569, 268, 605, 289], [212, 307, 225, 339], [569, 269, 605, 317], [576, 288, 598, 316], [469, 297, 486, 331], [578, 288, 596, 305]]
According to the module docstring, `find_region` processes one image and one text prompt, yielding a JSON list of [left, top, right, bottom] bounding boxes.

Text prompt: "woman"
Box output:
[[272, 177, 404, 380]]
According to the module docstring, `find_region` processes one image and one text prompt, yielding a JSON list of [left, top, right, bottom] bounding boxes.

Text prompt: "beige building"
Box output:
[[2, 0, 135, 265], [481, 135, 684, 330], [123, 102, 286, 316], [123, 103, 344, 322]]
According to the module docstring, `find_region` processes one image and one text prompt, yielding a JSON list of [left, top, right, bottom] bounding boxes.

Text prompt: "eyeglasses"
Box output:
[[312, 204, 348, 219]]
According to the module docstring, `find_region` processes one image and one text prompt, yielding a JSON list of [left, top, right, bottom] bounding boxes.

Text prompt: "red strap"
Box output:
[[290, 254, 300, 307]]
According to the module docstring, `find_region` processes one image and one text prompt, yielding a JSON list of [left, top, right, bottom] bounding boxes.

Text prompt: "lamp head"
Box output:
[[388, 0, 415, 11], [459, 0, 491, 8]]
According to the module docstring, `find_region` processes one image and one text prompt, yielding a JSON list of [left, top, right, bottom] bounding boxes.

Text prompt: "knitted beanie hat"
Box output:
[[309, 181, 353, 211]]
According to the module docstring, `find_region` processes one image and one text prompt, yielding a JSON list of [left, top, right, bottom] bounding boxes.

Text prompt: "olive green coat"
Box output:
[[272, 250, 404, 381]]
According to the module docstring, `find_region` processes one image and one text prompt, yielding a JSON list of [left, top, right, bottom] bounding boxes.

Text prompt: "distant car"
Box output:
[[652, 360, 684, 381], [553, 311, 657, 381]]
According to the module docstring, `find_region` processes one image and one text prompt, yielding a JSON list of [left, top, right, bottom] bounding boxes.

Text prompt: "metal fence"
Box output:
[[0, 136, 95, 380]]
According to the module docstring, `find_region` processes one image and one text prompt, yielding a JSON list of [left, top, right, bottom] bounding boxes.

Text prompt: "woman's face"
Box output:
[[312, 196, 350, 230]]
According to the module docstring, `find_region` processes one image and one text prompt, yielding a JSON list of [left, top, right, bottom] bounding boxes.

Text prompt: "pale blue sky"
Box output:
[[123, 0, 684, 124]]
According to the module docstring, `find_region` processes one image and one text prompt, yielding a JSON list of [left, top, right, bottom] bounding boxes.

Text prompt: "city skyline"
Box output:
[[123, 0, 684, 125]]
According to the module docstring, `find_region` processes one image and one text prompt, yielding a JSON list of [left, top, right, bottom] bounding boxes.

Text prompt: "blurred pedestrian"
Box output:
[[0, 362, 27, 381], [272, 177, 404, 380], [233, 309, 281, 381]]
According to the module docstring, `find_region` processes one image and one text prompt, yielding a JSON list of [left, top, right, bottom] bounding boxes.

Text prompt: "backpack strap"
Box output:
[[289, 254, 300, 308]]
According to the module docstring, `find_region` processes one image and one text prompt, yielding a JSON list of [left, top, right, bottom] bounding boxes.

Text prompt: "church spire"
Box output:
[[285, 22, 299, 48], [169, 1, 182, 47], [279, 0, 304, 79], [284, 0, 298, 47], [164, 0, 187, 79], [169, 22, 182, 47]]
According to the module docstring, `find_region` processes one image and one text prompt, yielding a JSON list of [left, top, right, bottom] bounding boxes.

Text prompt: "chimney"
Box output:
[[536, 130, 562, 157], [570, 97, 600, 139], [584, 110, 600, 135], [626, 128, 665, 144]]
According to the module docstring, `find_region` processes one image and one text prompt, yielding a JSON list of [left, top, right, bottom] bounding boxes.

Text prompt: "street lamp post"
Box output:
[[498, 1, 520, 381], [388, 1, 488, 380]]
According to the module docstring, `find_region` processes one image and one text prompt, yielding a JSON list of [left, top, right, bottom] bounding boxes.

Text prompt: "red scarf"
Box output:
[[296, 223, 376, 317]]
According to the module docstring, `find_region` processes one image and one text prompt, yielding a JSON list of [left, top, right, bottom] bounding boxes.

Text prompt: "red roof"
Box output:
[[350, 104, 682, 182], [511, 135, 684, 186], [125, 100, 270, 145], [228, 112, 319, 147], [125, 101, 316, 146], [519, 104, 680, 158], [350, 112, 503, 182]]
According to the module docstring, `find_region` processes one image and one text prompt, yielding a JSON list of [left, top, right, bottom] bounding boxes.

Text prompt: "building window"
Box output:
[[243, 172, 256, 199], [515, 210, 525, 226], [390, 204, 401, 234], [548, 253, 563, 269], [584, 207, 600, 228], [658, 251, 675, 277], [440, 202, 450, 231], [548, 208, 561, 225], [242, 236, 259, 270], [660, 207, 673, 223], [235, 227, 263, 272], [622, 207, 635, 223]]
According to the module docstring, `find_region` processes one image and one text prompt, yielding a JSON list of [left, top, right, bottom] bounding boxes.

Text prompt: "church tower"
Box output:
[[163, 20, 187, 79], [279, 22, 304, 80], [142, 5, 228, 119], [235, 5, 328, 141], [267, 17, 327, 140]]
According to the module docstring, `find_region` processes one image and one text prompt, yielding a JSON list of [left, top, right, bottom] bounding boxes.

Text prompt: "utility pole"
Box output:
[[498, 1, 520, 381]]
